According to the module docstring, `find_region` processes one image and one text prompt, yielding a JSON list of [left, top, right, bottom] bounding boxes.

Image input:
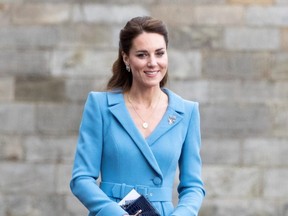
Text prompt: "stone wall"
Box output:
[[0, 0, 287, 216]]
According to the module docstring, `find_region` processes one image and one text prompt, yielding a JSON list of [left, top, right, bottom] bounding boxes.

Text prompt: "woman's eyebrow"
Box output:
[[135, 50, 148, 53], [135, 48, 165, 53]]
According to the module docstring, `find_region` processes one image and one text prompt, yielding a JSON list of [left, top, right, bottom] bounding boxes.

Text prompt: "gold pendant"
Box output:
[[142, 122, 148, 129]]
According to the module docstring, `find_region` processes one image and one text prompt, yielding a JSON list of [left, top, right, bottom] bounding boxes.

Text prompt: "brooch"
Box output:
[[168, 115, 176, 125]]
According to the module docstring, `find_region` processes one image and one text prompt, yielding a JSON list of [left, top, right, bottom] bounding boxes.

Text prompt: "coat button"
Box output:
[[153, 177, 162, 185]]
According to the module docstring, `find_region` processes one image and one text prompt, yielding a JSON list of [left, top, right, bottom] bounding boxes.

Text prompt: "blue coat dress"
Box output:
[[70, 88, 205, 216]]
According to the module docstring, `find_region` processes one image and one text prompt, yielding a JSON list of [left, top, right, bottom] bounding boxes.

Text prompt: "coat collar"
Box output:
[[106, 88, 185, 177], [107, 88, 185, 113]]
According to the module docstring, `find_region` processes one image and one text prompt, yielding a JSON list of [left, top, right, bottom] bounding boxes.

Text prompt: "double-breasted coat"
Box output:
[[70, 88, 205, 216]]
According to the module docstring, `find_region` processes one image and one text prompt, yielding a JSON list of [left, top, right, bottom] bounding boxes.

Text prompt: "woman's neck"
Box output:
[[127, 86, 163, 108]]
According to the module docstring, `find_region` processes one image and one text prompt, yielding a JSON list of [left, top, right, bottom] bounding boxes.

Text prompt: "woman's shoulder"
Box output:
[[87, 91, 107, 101], [164, 88, 199, 108], [87, 90, 123, 104]]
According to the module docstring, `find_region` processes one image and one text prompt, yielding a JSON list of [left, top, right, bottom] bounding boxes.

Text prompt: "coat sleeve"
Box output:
[[171, 102, 205, 216], [70, 92, 127, 216]]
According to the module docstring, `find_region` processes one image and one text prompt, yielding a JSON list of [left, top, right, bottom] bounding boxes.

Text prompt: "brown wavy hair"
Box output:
[[106, 16, 169, 91]]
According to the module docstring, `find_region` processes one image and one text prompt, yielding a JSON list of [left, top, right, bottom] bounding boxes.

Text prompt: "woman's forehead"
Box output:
[[131, 32, 166, 51]]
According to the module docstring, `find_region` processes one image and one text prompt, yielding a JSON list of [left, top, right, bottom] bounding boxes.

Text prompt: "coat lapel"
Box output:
[[107, 91, 163, 177], [106, 89, 185, 178], [146, 89, 185, 145]]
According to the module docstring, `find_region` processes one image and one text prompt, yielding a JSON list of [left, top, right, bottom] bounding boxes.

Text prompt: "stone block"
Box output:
[[0, 26, 58, 49], [169, 26, 223, 49], [106, 0, 155, 3], [71, 4, 84, 23], [5, 194, 67, 216], [169, 80, 208, 103], [152, 5, 243, 26], [168, 50, 202, 79], [65, 78, 94, 102], [22, 0, 78, 2], [0, 50, 50, 75], [243, 138, 288, 166], [0, 76, 14, 101], [172, 168, 179, 205], [0, 103, 35, 134], [200, 103, 272, 138], [202, 80, 273, 103], [201, 139, 241, 165], [0, 3, 10, 26], [273, 82, 288, 102], [263, 168, 288, 198], [200, 199, 279, 216], [64, 23, 120, 50], [77, 4, 149, 23], [0, 24, 116, 49], [228, 0, 274, 4], [277, 0, 288, 4], [65, 78, 108, 102], [169, 80, 276, 104], [202, 51, 271, 79], [167, 80, 277, 104], [23, 136, 77, 163], [280, 200, 288, 216], [0, 195, 4, 216], [15, 76, 65, 102], [0, 163, 55, 193], [150, 4, 197, 25], [158, 0, 225, 3], [282, 28, 288, 50], [194, 5, 244, 25], [11, 3, 70, 24], [4, 195, 36, 216], [58, 24, 116, 48], [246, 6, 288, 26], [56, 164, 73, 194], [202, 166, 261, 198], [50, 48, 117, 77], [0, 135, 23, 161], [224, 27, 280, 50], [35, 103, 82, 135], [271, 103, 288, 137], [270, 52, 288, 80], [0, 0, 22, 2], [65, 195, 88, 216]]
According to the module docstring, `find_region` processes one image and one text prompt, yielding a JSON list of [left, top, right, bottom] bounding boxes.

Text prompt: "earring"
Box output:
[[126, 64, 131, 72]]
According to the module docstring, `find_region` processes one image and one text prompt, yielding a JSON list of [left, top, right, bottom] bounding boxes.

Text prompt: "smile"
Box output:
[[144, 71, 159, 75]]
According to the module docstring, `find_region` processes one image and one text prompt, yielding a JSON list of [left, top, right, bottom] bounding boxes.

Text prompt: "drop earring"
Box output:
[[126, 64, 131, 72]]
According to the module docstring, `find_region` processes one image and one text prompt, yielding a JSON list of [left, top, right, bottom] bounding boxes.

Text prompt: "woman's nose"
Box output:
[[148, 56, 157, 67]]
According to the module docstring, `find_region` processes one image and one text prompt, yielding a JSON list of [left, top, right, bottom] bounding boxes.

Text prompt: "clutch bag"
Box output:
[[121, 195, 161, 216]]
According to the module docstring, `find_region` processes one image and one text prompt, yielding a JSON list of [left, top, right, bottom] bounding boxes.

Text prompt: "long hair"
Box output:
[[106, 16, 169, 91]]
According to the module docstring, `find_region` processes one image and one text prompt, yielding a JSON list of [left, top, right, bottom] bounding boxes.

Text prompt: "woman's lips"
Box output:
[[144, 70, 159, 75]]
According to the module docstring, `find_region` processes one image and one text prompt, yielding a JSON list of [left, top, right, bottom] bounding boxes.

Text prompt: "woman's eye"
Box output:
[[136, 53, 147, 58], [156, 52, 165, 57]]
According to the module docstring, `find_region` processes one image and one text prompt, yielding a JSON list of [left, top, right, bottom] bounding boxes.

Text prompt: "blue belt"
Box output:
[[100, 182, 173, 202]]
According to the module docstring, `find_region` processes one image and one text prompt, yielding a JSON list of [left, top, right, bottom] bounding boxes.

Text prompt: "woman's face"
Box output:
[[123, 32, 168, 89]]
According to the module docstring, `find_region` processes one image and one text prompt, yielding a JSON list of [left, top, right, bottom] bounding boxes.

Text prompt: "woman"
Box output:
[[70, 16, 205, 216]]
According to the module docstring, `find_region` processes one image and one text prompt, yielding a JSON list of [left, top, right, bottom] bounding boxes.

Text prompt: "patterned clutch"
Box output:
[[121, 195, 161, 216]]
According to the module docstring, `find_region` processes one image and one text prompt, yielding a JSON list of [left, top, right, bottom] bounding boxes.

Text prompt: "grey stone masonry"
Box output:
[[0, 1, 288, 216], [245, 6, 288, 26], [224, 28, 280, 50], [0, 77, 14, 101]]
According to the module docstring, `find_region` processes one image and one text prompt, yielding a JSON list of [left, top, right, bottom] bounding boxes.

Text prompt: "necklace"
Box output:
[[127, 92, 162, 129]]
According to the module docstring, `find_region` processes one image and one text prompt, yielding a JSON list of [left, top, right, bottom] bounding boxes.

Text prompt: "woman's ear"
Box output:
[[122, 51, 129, 65]]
